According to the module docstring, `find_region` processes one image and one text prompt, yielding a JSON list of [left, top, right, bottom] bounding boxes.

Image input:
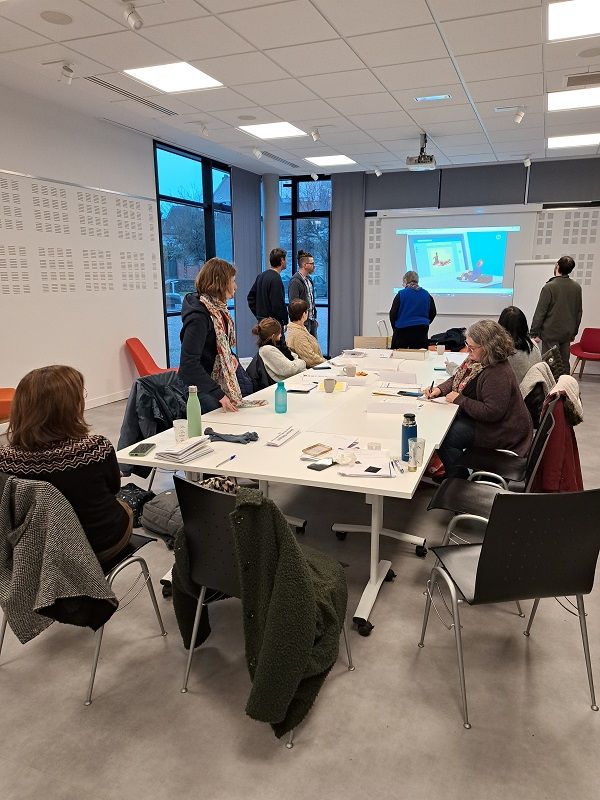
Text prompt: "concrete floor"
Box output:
[[1, 380, 600, 800]]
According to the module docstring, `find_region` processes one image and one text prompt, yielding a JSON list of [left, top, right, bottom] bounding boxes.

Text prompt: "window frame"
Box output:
[[154, 142, 233, 368], [279, 175, 331, 356]]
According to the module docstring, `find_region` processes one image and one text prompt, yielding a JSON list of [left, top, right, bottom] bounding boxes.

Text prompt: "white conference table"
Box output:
[[117, 349, 459, 634]]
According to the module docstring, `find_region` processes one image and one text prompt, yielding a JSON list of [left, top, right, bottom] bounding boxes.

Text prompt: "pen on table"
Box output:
[[215, 454, 236, 468]]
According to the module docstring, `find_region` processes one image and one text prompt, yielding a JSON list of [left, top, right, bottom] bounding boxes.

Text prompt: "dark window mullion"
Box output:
[[202, 160, 215, 258]]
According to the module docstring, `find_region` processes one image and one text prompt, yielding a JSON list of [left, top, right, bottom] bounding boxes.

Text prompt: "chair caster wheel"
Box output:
[[180, 688, 188, 694], [523, 631, 530, 637], [286, 742, 294, 749], [84, 700, 92, 706], [353, 617, 374, 637], [384, 568, 396, 582], [415, 545, 428, 558], [417, 642, 424, 648], [335, 531, 347, 541], [592, 705, 599, 711], [463, 722, 472, 729], [161, 581, 173, 598]]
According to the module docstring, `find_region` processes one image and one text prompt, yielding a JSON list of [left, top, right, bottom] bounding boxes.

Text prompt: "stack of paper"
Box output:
[[286, 380, 318, 393], [338, 450, 392, 478], [341, 350, 367, 358], [372, 381, 422, 397], [266, 427, 301, 447], [156, 436, 214, 463]]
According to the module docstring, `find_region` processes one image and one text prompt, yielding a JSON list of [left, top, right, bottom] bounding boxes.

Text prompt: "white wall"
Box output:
[[0, 84, 165, 417]]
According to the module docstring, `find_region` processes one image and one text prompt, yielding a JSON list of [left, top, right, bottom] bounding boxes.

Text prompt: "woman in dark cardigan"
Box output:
[[424, 319, 533, 478]]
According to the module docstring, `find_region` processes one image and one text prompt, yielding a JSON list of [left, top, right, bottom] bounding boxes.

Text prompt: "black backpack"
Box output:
[[429, 327, 467, 352]]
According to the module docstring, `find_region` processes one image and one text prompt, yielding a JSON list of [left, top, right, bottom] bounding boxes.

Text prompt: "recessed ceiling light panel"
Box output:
[[548, 0, 600, 41], [305, 155, 357, 166], [415, 94, 451, 102], [238, 122, 307, 139], [547, 132, 600, 148], [124, 62, 222, 93], [548, 86, 600, 110]]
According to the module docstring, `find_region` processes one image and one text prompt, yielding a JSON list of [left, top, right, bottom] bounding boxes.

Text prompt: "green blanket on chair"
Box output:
[[230, 488, 347, 738]]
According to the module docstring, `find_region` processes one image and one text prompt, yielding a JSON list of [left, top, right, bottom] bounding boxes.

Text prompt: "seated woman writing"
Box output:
[[0, 365, 132, 567], [286, 299, 325, 368], [424, 320, 533, 479], [247, 318, 306, 388]]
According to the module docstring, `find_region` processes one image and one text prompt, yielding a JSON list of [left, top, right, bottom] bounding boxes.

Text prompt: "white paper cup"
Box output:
[[323, 378, 336, 393], [436, 344, 445, 356], [173, 419, 188, 443], [336, 449, 356, 465]]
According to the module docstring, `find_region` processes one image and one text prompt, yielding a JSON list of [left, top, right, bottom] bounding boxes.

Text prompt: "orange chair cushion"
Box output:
[[0, 388, 15, 422]]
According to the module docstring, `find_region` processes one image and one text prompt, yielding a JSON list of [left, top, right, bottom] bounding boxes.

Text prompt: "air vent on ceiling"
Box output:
[[260, 151, 300, 169], [85, 77, 177, 115], [565, 71, 600, 88]]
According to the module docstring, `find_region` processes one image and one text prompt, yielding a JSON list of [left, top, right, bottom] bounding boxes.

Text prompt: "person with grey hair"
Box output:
[[389, 270, 436, 349], [424, 319, 532, 479]]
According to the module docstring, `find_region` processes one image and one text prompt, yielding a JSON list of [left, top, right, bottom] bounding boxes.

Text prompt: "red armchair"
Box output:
[[570, 328, 600, 379]]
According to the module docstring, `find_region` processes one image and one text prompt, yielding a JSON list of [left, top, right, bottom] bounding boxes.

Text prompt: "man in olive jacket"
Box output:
[[530, 256, 582, 374]]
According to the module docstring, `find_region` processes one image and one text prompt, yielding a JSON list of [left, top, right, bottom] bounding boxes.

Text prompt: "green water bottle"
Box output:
[[274, 381, 287, 414], [187, 385, 203, 437]]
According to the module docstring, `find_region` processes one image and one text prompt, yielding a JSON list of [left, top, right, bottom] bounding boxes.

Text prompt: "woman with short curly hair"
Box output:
[[424, 319, 532, 478]]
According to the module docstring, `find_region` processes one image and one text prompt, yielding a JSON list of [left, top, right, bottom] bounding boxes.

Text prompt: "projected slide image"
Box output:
[[396, 226, 520, 296]]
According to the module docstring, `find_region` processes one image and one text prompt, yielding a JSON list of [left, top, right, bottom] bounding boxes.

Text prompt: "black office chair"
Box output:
[[418, 490, 600, 729], [173, 476, 354, 749], [453, 396, 559, 491]]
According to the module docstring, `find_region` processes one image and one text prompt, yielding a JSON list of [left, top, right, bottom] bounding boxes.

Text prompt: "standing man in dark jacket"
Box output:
[[530, 256, 582, 374], [247, 248, 288, 329], [288, 250, 318, 337]]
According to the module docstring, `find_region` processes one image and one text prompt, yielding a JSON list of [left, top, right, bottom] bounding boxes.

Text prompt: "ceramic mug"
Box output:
[[342, 364, 357, 377], [323, 378, 336, 393]]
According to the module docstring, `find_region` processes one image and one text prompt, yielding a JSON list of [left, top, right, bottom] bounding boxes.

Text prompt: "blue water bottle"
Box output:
[[402, 413, 417, 462], [274, 381, 287, 414]]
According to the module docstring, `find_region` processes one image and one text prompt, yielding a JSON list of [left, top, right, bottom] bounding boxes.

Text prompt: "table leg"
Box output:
[[351, 494, 392, 636]]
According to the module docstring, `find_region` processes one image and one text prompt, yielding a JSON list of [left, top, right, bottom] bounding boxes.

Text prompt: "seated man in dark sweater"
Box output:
[[247, 247, 289, 330], [0, 365, 132, 567]]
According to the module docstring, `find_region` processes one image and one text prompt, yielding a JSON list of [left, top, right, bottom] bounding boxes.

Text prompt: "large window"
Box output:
[[154, 144, 233, 367], [278, 177, 331, 355]]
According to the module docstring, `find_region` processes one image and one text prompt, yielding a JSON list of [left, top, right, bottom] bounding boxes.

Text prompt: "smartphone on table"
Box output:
[[129, 442, 156, 457], [307, 458, 335, 471]]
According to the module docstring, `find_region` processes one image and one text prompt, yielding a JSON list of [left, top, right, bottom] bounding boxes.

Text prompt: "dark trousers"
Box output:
[[541, 340, 571, 375], [438, 414, 475, 479], [391, 325, 429, 350]]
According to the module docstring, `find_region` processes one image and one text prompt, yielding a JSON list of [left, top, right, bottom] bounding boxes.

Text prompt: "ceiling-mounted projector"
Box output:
[[406, 133, 436, 171]]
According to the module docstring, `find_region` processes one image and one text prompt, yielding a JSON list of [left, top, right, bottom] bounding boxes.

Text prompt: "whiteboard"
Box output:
[[513, 259, 555, 327]]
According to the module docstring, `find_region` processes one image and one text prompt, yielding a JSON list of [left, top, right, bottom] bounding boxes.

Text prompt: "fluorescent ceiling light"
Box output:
[[548, 0, 600, 41], [124, 62, 222, 93], [547, 132, 600, 148], [238, 122, 307, 139], [548, 86, 600, 111], [305, 155, 356, 166], [415, 94, 451, 102]]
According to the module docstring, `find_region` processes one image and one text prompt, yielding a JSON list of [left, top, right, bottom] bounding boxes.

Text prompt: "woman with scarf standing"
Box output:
[[424, 319, 532, 478], [178, 258, 252, 413]]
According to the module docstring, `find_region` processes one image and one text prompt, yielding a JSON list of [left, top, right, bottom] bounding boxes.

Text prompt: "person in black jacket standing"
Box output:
[[178, 258, 250, 414], [247, 248, 288, 329], [288, 250, 318, 337]]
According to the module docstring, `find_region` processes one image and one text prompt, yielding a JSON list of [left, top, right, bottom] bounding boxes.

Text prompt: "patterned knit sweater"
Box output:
[[0, 435, 128, 555]]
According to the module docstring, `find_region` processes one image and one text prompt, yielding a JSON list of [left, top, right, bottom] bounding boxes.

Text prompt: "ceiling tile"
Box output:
[[142, 16, 253, 60], [176, 87, 252, 111], [295, 116, 360, 133], [201, 0, 282, 11], [449, 154, 499, 164], [348, 25, 447, 68], [0, 0, 122, 40], [544, 69, 572, 93], [410, 104, 477, 124], [441, 143, 494, 156], [492, 138, 543, 153], [108, 96, 197, 118], [66, 31, 176, 70], [210, 105, 281, 124], [0, 43, 111, 77], [266, 98, 340, 120], [457, 45, 542, 82], [221, 0, 338, 49], [545, 148, 599, 158], [236, 78, 316, 105], [433, 133, 490, 147], [425, 119, 484, 135], [482, 111, 544, 130], [468, 74, 543, 103], [320, 130, 377, 145], [311, 0, 432, 36], [327, 93, 401, 115], [367, 125, 424, 140], [442, 8, 542, 56], [543, 36, 600, 71], [392, 84, 468, 110], [0, 17, 50, 51], [477, 95, 544, 116], [265, 39, 363, 77], [380, 138, 424, 152], [488, 126, 545, 142], [349, 110, 417, 129], [302, 70, 384, 98], [191, 52, 288, 86], [428, 0, 541, 22], [336, 142, 388, 155], [208, 127, 268, 145], [373, 59, 459, 91], [177, 114, 231, 130], [545, 110, 600, 133], [495, 149, 546, 161], [83, 0, 210, 25]]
